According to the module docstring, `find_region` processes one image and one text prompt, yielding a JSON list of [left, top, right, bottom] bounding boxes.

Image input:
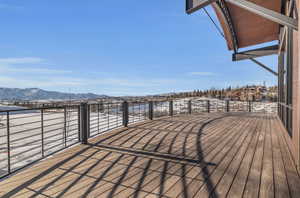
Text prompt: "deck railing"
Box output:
[[0, 99, 277, 179], [88, 102, 124, 138], [0, 105, 80, 179]]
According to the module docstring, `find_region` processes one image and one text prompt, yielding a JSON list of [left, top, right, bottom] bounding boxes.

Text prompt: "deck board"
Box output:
[[1, 113, 300, 198], [259, 116, 274, 198], [206, 116, 259, 198], [243, 115, 266, 198], [194, 115, 254, 197]]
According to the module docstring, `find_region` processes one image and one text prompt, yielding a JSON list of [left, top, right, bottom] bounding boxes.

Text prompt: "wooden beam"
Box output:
[[233, 45, 279, 61], [227, 0, 298, 30]]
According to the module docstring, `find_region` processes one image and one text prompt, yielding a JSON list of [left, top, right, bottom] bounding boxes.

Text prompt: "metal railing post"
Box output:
[[41, 109, 44, 157], [6, 112, 11, 174], [78, 106, 81, 142], [63, 107, 67, 147], [122, 101, 129, 127], [226, 100, 230, 112], [207, 100, 210, 113], [248, 101, 252, 112], [188, 100, 192, 114], [97, 104, 100, 133], [87, 105, 90, 138], [148, 101, 153, 120], [169, 100, 174, 116], [80, 103, 89, 144]]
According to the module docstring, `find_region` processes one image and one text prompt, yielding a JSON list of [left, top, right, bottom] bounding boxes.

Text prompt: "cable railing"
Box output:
[[229, 101, 249, 112], [0, 99, 278, 179], [209, 99, 226, 112], [0, 105, 80, 179], [173, 99, 189, 114], [88, 102, 123, 138], [252, 101, 278, 113], [191, 100, 208, 113], [153, 101, 169, 117], [128, 101, 148, 124]]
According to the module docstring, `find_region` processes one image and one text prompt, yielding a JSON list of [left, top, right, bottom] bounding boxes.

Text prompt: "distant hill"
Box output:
[[0, 88, 109, 100]]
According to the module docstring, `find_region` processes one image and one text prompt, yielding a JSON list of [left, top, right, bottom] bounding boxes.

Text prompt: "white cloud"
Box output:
[[0, 57, 172, 88], [0, 76, 82, 88], [0, 3, 24, 10], [0, 57, 71, 74], [0, 66, 72, 74], [0, 57, 43, 64], [0, 57, 218, 95], [187, 72, 216, 76], [0, 75, 190, 90]]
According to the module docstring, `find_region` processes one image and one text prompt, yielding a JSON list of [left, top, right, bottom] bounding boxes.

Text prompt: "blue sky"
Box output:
[[0, 0, 277, 96]]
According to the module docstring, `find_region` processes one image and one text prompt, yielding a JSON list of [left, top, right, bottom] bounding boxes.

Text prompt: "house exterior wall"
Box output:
[[292, 0, 300, 169], [278, 0, 300, 170]]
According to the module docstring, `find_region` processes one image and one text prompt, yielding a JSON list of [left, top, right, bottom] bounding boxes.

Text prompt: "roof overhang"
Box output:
[[186, 0, 296, 52]]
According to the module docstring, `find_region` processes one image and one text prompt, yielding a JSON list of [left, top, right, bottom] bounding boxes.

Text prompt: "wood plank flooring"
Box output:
[[0, 112, 300, 198]]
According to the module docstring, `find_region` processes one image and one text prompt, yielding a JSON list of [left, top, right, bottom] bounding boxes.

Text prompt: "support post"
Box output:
[[87, 105, 90, 138], [148, 101, 153, 120], [188, 100, 192, 114], [122, 101, 129, 127], [79, 103, 89, 144], [63, 107, 67, 147], [226, 100, 230, 112], [248, 101, 252, 112], [78, 106, 81, 142], [169, 101, 174, 116], [207, 100, 210, 113], [41, 109, 44, 157], [6, 112, 11, 174]]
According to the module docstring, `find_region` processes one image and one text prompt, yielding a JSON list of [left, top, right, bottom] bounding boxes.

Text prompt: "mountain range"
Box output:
[[0, 88, 109, 100]]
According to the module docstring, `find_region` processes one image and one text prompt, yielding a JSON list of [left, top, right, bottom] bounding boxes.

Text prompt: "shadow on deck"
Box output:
[[0, 113, 300, 198]]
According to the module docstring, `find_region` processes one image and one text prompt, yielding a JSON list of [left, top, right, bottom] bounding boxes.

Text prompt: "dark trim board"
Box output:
[[233, 45, 279, 61], [186, 0, 217, 14]]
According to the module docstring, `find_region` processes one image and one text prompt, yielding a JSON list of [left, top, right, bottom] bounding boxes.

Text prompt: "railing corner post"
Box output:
[[148, 101, 153, 120], [169, 100, 174, 116], [122, 101, 129, 127], [79, 103, 89, 145]]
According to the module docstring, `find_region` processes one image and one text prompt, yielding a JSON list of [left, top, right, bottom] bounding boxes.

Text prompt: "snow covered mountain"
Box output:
[[0, 88, 109, 100]]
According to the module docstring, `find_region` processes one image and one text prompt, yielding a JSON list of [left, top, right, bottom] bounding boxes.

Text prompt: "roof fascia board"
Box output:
[[186, 0, 218, 14]]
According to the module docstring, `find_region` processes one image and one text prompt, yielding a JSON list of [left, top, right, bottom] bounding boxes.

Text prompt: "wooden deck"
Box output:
[[1, 112, 300, 198]]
